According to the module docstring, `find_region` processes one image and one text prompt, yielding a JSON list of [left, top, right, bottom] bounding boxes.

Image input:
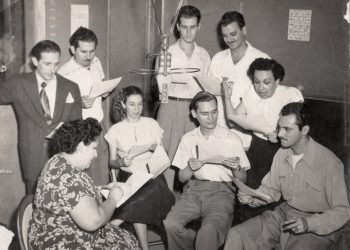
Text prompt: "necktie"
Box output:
[[40, 82, 51, 123]]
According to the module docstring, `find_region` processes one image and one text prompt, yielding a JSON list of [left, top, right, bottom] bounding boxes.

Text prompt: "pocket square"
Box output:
[[66, 92, 75, 103]]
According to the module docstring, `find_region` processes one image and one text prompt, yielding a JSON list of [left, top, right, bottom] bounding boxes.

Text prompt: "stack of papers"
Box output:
[[89, 77, 122, 98], [101, 171, 153, 207], [193, 75, 223, 96], [227, 114, 273, 134], [232, 177, 272, 202], [123, 144, 170, 179]]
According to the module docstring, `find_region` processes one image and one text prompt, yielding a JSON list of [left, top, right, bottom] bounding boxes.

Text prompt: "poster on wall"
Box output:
[[71, 4, 89, 34], [288, 9, 312, 41]]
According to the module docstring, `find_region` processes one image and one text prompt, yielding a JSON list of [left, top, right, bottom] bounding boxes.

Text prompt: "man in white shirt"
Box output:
[[58, 27, 109, 185], [209, 11, 269, 149], [163, 91, 250, 250], [156, 5, 211, 190]]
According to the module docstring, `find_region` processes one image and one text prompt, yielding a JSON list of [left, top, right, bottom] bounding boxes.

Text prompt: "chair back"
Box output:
[[16, 195, 34, 250]]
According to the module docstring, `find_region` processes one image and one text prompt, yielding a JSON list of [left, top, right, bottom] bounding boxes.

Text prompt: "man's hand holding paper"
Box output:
[[188, 158, 204, 171]]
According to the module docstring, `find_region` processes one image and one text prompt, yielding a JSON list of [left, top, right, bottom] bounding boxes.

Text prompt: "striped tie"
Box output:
[[40, 82, 52, 124]]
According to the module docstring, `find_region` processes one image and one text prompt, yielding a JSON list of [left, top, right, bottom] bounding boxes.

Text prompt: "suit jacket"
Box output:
[[0, 72, 82, 181]]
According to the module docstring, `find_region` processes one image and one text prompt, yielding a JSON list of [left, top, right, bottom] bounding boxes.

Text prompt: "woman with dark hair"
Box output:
[[105, 86, 175, 250], [223, 58, 304, 219], [28, 118, 140, 249]]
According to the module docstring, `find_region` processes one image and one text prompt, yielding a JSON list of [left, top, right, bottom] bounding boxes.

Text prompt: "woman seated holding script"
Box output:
[[28, 118, 140, 250], [105, 86, 175, 250], [223, 58, 303, 219]]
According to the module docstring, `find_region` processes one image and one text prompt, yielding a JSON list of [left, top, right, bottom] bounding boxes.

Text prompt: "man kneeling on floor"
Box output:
[[224, 102, 350, 250]]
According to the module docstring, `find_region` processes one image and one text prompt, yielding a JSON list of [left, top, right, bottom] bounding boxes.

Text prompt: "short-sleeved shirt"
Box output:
[[58, 57, 105, 122], [209, 42, 269, 148], [243, 85, 304, 139], [104, 117, 163, 170], [28, 154, 140, 250], [158, 40, 211, 98], [172, 125, 250, 182]]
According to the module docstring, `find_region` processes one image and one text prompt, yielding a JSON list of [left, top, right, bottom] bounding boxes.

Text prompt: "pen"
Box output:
[[195, 145, 199, 159], [146, 164, 151, 173]]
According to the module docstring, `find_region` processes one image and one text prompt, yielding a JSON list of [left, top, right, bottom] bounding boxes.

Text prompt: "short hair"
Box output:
[[111, 85, 144, 124], [280, 102, 311, 131], [177, 5, 201, 24], [30, 40, 61, 61], [248, 58, 285, 82], [49, 118, 102, 155], [219, 11, 245, 29], [190, 91, 217, 111], [69, 26, 98, 49]]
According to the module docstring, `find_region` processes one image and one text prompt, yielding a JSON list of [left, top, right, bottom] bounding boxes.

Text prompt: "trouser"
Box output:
[[224, 202, 336, 250], [164, 180, 235, 250]]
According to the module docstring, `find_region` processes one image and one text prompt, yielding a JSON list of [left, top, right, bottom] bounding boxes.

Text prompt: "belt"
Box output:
[[168, 96, 192, 102]]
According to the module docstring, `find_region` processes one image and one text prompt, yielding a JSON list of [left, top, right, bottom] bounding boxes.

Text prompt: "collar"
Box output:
[[174, 40, 200, 56], [35, 71, 56, 87], [284, 137, 317, 170], [189, 124, 228, 139], [64, 56, 99, 75]]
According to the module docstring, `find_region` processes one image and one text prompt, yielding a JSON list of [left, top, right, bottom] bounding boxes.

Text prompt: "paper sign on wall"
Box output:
[[71, 4, 89, 34], [288, 9, 312, 42]]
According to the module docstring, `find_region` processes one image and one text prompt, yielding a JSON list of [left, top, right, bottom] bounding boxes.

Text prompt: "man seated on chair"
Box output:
[[224, 102, 350, 250], [163, 91, 250, 250]]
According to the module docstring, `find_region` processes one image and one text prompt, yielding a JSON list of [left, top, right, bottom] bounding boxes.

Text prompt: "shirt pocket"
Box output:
[[305, 176, 324, 204]]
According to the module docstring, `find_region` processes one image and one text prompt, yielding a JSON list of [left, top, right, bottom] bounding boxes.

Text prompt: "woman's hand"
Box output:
[[266, 131, 278, 143], [222, 78, 234, 99], [149, 142, 158, 152], [120, 156, 132, 167]]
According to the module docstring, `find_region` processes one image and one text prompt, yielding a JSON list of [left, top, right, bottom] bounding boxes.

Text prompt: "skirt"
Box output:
[[115, 170, 175, 225]]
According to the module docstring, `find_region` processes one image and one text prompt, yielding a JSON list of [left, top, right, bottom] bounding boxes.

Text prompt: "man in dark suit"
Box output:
[[0, 40, 82, 194]]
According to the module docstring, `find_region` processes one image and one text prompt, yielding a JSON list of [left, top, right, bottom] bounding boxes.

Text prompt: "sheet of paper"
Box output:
[[147, 145, 170, 178], [128, 144, 152, 158], [227, 114, 273, 134], [101, 172, 153, 207], [203, 155, 226, 165], [89, 77, 122, 98], [232, 178, 272, 202], [46, 122, 64, 139], [193, 75, 223, 96]]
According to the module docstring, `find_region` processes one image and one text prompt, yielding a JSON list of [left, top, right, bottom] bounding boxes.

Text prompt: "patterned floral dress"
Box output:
[[28, 154, 140, 250]]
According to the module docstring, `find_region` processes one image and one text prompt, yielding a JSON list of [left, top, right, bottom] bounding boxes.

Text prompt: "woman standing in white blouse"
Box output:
[[105, 86, 175, 250], [223, 58, 303, 219]]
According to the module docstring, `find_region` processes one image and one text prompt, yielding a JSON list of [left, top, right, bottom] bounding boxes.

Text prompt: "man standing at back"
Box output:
[[209, 11, 269, 149], [0, 40, 82, 194], [156, 5, 211, 189], [58, 27, 110, 186]]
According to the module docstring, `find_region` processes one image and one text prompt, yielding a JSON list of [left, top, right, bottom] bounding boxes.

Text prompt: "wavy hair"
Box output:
[[110, 86, 144, 124], [49, 118, 102, 155]]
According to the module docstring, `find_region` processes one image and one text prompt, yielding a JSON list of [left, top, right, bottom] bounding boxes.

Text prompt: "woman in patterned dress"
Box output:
[[105, 86, 175, 250], [28, 118, 140, 250]]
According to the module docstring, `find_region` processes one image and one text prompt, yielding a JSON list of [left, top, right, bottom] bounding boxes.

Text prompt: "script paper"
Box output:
[[227, 114, 272, 134], [90, 77, 122, 98], [232, 178, 272, 202], [101, 172, 153, 207], [147, 145, 170, 178], [125, 144, 170, 178], [193, 76, 223, 96]]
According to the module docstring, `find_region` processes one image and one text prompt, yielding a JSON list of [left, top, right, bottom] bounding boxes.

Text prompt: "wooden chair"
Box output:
[[16, 195, 34, 250]]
